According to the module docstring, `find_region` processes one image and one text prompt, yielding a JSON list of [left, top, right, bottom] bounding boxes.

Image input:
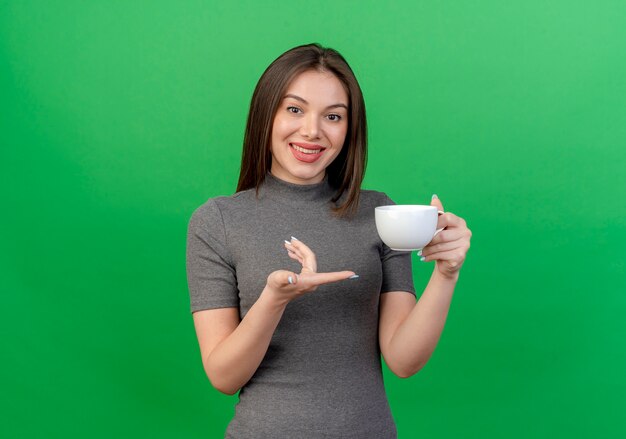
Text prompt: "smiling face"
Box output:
[[270, 69, 349, 185]]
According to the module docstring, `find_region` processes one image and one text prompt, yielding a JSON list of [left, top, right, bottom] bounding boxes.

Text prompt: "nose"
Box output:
[[300, 114, 320, 139]]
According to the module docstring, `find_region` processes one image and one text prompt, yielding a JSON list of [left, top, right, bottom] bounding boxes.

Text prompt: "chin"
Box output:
[[295, 171, 324, 182], [282, 165, 325, 183]]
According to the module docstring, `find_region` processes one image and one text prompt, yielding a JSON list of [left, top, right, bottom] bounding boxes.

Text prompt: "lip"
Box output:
[[289, 142, 326, 163], [291, 142, 326, 150]]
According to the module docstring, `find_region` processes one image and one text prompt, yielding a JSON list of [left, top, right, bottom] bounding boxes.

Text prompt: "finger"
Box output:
[[284, 241, 305, 259], [304, 271, 357, 287], [288, 237, 317, 272], [421, 238, 467, 257], [268, 270, 300, 288], [421, 248, 467, 266], [284, 242, 307, 268], [428, 228, 467, 245], [430, 194, 444, 212], [287, 250, 304, 265], [436, 212, 466, 231]]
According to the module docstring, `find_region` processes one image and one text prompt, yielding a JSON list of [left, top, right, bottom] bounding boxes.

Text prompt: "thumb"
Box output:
[[268, 270, 300, 288], [430, 194, 444, 212]]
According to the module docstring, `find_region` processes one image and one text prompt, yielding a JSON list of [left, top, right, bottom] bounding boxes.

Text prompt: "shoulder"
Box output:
[[187, 190, 250, 240], [189, 197, 225, 230], [341, 189, 398, 220], [190, 188, 257, 223], [359, 189, 397, 207]]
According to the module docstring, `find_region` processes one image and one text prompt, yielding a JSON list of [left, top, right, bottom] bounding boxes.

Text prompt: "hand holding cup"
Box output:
[[422, 195, 472, 280], [375, 195, 471, 280]]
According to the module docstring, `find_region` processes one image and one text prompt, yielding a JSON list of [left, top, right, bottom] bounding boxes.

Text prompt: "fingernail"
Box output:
[[284, 240, 292, 245], [288, 276, 294, 284], [417, 250, 422, 256], [349, 274, 359, 279], [432, 194, 438, 200], [420, 256, 426, 262], [291, 236, 299, 241]]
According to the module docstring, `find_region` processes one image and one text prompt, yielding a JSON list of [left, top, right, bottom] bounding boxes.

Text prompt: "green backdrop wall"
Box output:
[[2, 1, 625, 437]]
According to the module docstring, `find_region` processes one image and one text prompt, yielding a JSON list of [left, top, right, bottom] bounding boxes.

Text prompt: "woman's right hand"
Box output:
[[265, 237, 357, 306]]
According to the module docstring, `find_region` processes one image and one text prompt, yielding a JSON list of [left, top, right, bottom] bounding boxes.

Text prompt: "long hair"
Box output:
[[236, 43, 367, 218]]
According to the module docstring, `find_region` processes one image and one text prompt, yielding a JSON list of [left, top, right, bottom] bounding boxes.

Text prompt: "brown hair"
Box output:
[[236, 43, 367, 218]]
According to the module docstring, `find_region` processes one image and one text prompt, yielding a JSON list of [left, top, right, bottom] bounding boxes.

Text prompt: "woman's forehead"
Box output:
[[284, 70, 349, 105]]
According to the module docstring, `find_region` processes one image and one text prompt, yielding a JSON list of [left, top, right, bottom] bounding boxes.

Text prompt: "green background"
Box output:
[[2, 0, 625, 437]]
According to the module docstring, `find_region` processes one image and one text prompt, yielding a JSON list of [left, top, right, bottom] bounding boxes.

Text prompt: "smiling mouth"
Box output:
[[289, 143, 326, 163], [290, 143, 326, 154]]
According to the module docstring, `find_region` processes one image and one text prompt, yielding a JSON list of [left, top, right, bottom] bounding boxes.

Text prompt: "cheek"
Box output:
[[329, 123, 348, 145], [273, 116, 298, 138]]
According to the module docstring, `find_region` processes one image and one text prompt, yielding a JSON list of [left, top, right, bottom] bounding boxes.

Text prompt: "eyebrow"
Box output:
[[283, 93, 348, 110]]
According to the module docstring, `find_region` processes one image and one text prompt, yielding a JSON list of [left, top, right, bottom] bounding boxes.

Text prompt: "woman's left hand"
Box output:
[[420, 195, 472, 281]]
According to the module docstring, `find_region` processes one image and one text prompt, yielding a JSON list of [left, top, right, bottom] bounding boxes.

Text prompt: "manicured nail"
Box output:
[[417, 250, 422, 256], [288, 276, 294, 284], [284, 240, 292, 245], [420, 256, 426, 262], [291, 236, 299, 241], [432, 194, 438, 200], [349, 274, 359, 279]]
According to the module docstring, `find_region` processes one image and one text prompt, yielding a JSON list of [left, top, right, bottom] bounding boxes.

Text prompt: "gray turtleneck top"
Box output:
[[186, 173, 415, 438]]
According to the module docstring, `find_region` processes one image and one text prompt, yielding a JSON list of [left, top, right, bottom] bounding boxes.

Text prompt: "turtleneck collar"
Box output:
[[259, 172, 336, 207]]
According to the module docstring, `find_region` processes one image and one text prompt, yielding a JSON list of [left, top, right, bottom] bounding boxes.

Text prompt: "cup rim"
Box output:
[[375, 205, 438, 212]]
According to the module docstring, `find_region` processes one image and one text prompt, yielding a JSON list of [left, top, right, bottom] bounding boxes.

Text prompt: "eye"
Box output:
[[327, 114, 342, 122], [286, 106, 302, 114]]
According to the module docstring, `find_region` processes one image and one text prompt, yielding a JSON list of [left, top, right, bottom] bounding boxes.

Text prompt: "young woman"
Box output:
[[186, 43, 472, 438]]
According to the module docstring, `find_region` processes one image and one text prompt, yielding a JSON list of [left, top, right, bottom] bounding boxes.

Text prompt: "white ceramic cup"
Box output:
[[375, 205, 444, 251]]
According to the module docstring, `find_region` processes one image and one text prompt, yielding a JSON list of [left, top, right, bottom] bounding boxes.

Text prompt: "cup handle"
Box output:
[[433, 210, 445, 237]]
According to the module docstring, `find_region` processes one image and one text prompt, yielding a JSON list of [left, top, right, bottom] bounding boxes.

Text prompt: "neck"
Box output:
[[259, 172, 335, 207]]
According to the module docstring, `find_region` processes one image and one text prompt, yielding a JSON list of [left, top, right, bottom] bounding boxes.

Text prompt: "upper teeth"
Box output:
[[292, 144, 322, 154]]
